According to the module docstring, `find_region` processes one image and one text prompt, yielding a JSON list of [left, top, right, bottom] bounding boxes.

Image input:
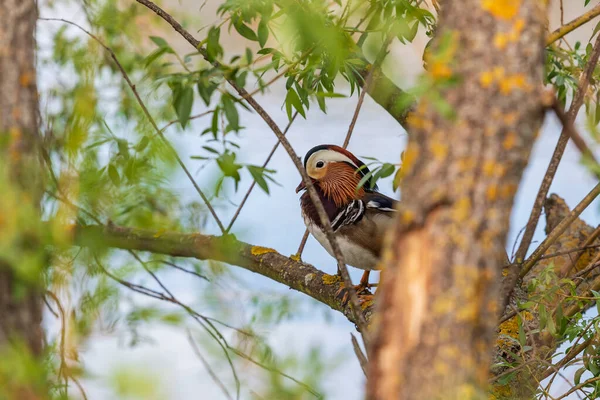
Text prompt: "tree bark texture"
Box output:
[[367, 1, 548, 399], [0, 0, 44, 397]]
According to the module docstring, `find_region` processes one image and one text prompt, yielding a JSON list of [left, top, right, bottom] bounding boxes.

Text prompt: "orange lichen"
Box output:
[[401, 209, 415, 224], [500, 74, 532, 94], [153, 229, 166, 238], [483, 160, 496, 176], [503, 112, 518, 125], [406, 113, 432, 131], [399, 144, 419, 177], [482, 0, 520, 20], [480, 71, 495, 88], [490, 384, 512, 399], [430, 61, 453, 80], [453, 197, 472, 222], [322, 274, 340, 285], [19, 72, 33, 87], [251, 246, 276, 256], [430, 142, 448, 159], [493, 67, 506, 80], [501, 183, 519, 198], [494, 18, 525, 49], [486, 185, 498, 201], [502, 131, 518, 150], [360, 299, 374, 309], [494, 33, 509, 50]]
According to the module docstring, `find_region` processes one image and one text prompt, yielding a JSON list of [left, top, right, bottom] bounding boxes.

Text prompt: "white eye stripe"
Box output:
[[307, 150, 359, 169]]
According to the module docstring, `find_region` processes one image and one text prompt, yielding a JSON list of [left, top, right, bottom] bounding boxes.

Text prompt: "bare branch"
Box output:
[[187, 330, 233, 400], [547, 3, 600, 45], [226, 112, 299, 232]]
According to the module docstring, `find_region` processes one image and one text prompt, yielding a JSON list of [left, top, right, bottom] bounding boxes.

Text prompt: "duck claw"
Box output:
[[336, 283, 373, 306]]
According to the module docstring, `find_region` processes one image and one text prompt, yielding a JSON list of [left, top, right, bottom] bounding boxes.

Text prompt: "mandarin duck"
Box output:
[[295, 144, 398, 295]]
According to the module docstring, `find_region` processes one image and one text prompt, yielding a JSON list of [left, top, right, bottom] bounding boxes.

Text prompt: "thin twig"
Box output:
[[501, 32, 600, 310], [226, 111, 299, 232], [560, 0, 564, 27], [159, 110, 214, 132], [227, 347, 322, 398], [554, 375, 600, 400], [520, 182, 600, 278], [539, 319, 595, 382], [131, 0, 371, 341], [187, 330, 233, 400], [351, 333, 368, 376], [45, 291, 68, 394], [551, 98, 600, 178], [343, 35, 393, 148], [295, 230, 310, 258], [151, 260, 209, 281], [40, 18, 227, 233], [93, 254, 242, 398]]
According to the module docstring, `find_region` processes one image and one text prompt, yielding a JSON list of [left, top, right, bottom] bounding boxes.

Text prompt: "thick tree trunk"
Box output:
[[0, 0, 44, 398], [367, 1, 548, 399]]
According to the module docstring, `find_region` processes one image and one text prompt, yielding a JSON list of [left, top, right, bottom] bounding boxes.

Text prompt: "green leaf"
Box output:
[[247, 165, 270, 194], [144, 47, 169, 67], [149, 36, 169, 48], [233, 17, 257, 41], [221, 94, 240, 131], [257, 19, 269, 47], [206, 27, 223, 61], [285, 88, 305, 120], [197, 80, 218, 106], [202, 146, 219, 154], [356, 169, 375, 191], [317, 95, 326, 113], [574, 366, 586, 385], [593, 21, 600, 39], [257, 48, 276, 55], [210, 107, 220, 138], [174, 86, 194, 128], [217, 152, 242, 189], [406, 22, 419, 42], [117, 139, 129, 159], [108, 164, 120, 186], [135, 136, 149, 152], [378, 163, 395, 179], [315, 92, 346, 98]]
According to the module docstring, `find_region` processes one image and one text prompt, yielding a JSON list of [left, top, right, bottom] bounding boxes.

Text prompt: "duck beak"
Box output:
[[295, 180, 306, 193]]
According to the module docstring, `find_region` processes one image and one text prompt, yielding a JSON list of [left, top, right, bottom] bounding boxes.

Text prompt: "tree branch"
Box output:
[[547, 3, 600, 45], [73, 223, 374, 326]]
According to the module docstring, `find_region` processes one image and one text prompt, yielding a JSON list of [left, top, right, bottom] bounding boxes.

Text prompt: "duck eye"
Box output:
[[316, 161, 325, 168]]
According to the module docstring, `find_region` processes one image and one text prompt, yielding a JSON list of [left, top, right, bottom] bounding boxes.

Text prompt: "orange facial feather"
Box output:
[[319, 163, 364, 207]]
